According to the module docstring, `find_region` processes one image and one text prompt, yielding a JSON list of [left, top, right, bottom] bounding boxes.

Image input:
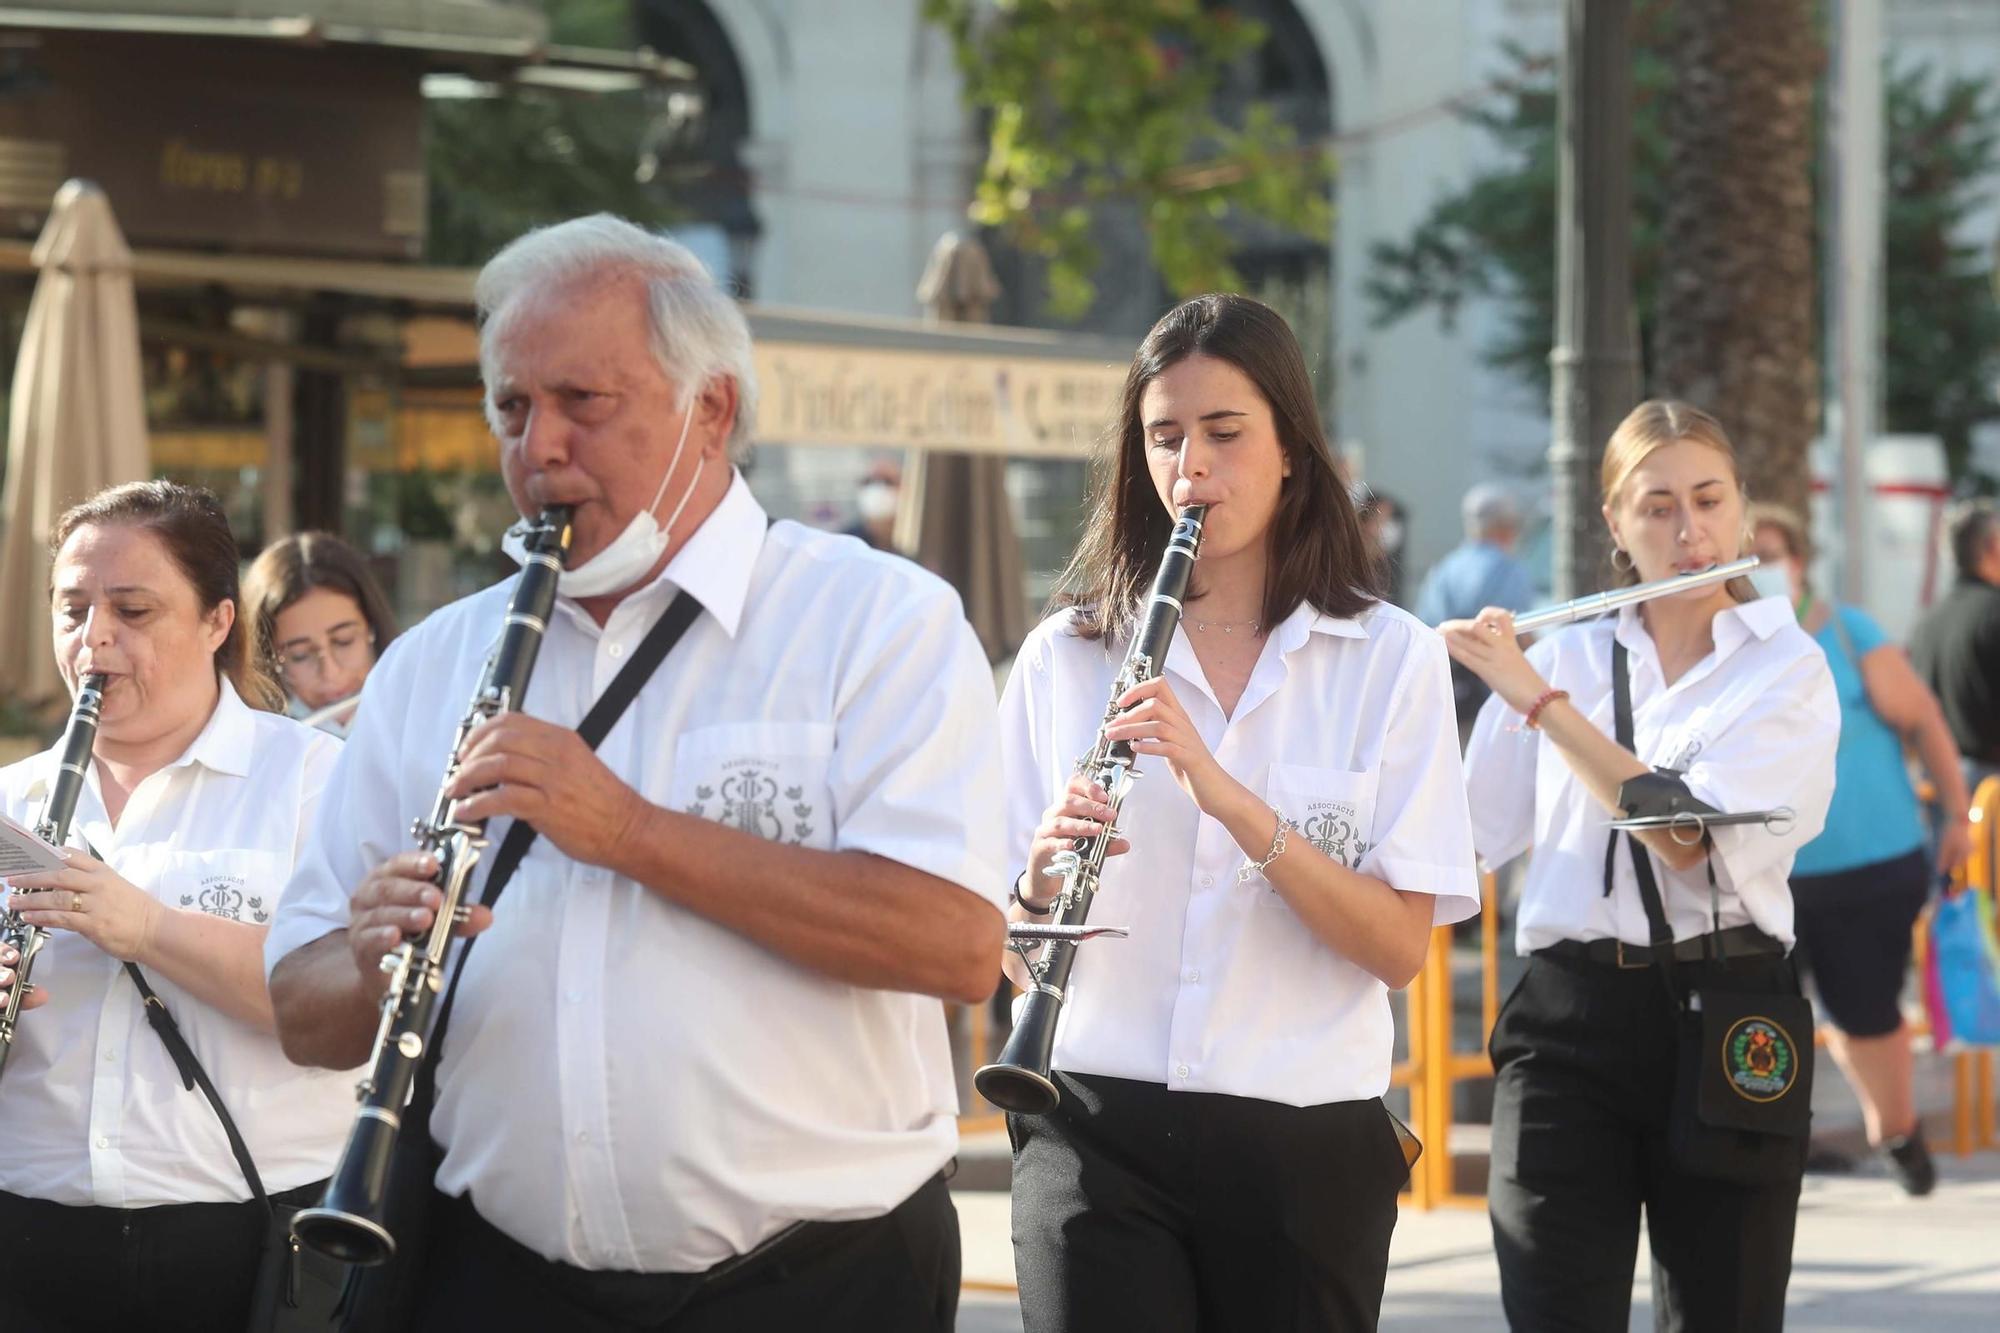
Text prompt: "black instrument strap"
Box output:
[[415, 589, 705, 1107], [1605, 641, 1692, 1010], [120, 589, 705, 1212]]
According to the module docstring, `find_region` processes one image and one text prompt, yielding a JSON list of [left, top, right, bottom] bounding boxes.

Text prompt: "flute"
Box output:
[[1510, 556, 1760, 635], [0, 674, 108, 1081]]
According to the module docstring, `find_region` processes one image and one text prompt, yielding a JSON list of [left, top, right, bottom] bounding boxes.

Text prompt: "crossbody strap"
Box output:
[[413, 589, 705, 1108], [1604, 641, 1691, 1010], [128, 589, 706, 1212]]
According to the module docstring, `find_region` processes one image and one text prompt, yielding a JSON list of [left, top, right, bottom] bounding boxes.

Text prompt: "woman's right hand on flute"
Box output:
[[1026, 775, 1131, 890], [346, 851, 495, 991]]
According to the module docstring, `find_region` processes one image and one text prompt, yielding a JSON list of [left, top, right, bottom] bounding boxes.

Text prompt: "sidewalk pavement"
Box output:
[[954, 1051, 2000, 1331]]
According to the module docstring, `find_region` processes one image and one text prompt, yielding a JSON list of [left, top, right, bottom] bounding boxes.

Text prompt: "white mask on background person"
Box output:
[[856, 481, 899, 524], [502, 404, 703, 599], [1378, 518, 1405, 554], [1746, 564, 1794, 602]]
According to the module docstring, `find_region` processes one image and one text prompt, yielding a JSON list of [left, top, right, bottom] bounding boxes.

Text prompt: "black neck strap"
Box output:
[[127, 589, 706, 1209]]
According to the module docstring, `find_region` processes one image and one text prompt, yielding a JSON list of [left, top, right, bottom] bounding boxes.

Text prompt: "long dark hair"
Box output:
[[242, 531, 399, 680], [50, 480, 284, 711], [1055, 293, 1377, 640]]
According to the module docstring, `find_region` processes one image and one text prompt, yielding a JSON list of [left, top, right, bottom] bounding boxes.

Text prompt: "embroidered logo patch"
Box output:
[[1301, 800, 1371, 870], [1722, 1015, 1799, 1103], [179, 873, 268, 924], [684, 757, 817, 846]]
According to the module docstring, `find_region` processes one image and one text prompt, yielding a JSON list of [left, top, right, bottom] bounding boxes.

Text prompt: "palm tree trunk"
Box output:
[[1652, 0, 1821, 522]]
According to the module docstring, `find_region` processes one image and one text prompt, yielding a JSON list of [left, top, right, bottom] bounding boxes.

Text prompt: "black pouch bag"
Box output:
[[1609, 641, 1812, 1186], [332, 591, 704, 1332]]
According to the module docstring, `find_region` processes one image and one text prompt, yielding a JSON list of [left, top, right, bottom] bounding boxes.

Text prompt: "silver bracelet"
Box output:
[[1237, 809, 1299, 883]]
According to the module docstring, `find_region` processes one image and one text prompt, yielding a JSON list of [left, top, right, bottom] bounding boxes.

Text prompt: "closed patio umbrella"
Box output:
[[0, 180, 151, 711], [911, 230, 1028, 664]]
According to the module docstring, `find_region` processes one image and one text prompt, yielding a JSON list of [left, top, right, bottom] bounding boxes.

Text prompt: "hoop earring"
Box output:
[[1611, 547, 1634, 572]]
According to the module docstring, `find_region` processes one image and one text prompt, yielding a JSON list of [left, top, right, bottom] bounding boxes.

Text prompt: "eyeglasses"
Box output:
[[275, 629, 376, 680]]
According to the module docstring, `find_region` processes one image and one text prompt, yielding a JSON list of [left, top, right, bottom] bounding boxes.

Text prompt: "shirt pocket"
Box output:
[[1266, 762, 1382, 876], [157, 848, 285, 925], [673, 722, 837, 852]]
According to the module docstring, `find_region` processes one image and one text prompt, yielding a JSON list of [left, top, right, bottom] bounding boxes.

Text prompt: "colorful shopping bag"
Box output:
[[1924, 887, 2000, 1048]]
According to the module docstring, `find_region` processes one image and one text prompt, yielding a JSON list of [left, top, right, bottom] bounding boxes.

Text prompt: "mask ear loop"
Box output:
[[653, 396, 705, 543]]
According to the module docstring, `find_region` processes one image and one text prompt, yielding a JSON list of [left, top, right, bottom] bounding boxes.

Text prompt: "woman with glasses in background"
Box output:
[[242, 532, 398, 738]]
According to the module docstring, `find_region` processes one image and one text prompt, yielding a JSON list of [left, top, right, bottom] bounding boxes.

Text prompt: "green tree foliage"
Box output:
[[1370, 24, 2000, 476], [424, 1, 677, 267], [924, 0, 1333, 318]]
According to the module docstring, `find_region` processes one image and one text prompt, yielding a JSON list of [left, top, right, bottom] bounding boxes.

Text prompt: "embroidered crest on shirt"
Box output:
[[1301, 800, 1371, 870], [180, 872, 268, 923], [684, 757, 816, 845]]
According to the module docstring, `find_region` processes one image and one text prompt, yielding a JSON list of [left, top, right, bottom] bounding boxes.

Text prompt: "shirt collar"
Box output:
[[561, 469, 765, 639], [1612, 594, 1791, 684], [25, 673, 252, 801]]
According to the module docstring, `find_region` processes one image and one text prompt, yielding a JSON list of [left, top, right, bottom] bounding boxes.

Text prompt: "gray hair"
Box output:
[[474, 214, 758, 461], [1461, 482, 1520, 539]]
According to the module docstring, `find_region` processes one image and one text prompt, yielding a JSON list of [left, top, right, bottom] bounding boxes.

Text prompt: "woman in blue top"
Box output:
[[1751, 507, 1970, 1195]]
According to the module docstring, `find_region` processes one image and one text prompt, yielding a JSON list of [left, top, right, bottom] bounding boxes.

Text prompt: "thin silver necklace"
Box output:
[[1185, 615, 1262, 635]]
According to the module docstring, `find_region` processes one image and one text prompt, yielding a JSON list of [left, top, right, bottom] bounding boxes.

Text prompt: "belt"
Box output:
[[1536, 924, 1786, 970]]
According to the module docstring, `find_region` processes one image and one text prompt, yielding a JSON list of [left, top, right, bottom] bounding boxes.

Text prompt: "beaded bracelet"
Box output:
[[1523, 687, 1570, 731]]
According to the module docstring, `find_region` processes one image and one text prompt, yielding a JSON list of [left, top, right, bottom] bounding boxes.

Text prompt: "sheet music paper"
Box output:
[[0, 812, 66, 878]]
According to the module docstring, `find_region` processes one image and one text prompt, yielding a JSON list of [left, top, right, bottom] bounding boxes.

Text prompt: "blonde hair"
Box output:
[[1599, 399, 1754, 599]]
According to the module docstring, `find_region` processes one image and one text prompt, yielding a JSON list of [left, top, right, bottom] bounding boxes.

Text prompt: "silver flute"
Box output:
[[1510, 556, 1760, 634], [973, 504, 1207, 1116], [0, 673, 108, 1082], [291, 505, 573, 1267]]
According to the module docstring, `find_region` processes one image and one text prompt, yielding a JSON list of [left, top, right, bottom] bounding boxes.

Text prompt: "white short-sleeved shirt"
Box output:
[[0, 678, 350, 1207], [267, 471, 1008, 1274], [999, 598, 1481, 1108], [1464, 597, 1839, 955]]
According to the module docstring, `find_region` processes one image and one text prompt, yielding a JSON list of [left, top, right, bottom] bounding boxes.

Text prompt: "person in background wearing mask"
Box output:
[[1751, 506, 1965, 1195], [1353, 484, 1409, 607], [242, 531, 398, 738], [265, 215, 1007, 1332], [844, 459, 904, 553], [1416, 483, 1538, 742]]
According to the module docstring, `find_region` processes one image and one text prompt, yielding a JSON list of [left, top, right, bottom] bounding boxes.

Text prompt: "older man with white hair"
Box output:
[[1415, 483, 1538, 736], [266, 215, 1006, 1332]]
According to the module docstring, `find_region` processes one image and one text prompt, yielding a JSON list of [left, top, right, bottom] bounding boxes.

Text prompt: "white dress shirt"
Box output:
[[999, 598, 1481, 1108], [0, 678, 350, 1207], [1464, 596, 1838, 955], [267, 472, 1007, 1273]]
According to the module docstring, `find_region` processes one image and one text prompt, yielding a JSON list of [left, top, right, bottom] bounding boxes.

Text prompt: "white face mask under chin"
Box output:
[[1746, 565, 1793, 602], [502, 408, 704, 598]]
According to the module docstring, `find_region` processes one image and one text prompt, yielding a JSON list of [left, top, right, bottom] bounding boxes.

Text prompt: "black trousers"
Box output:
[[407, 1171, 959, 1332], [1488, 949, 1805, 1332], [1009, 1072, 1408, 1333], [0, 1179, 322, 1333]]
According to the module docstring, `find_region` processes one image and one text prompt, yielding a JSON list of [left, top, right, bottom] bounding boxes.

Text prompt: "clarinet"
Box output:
[[974, 504, 1206, 1115], [0, 673, 107, 1082], [291, 506, 573, 1266]]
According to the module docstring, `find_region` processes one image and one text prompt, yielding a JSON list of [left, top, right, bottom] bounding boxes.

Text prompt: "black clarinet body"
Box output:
[[291, 506, 572, 1266], [0, 673, 108, 1082], [974, 504, 1206, 1115]]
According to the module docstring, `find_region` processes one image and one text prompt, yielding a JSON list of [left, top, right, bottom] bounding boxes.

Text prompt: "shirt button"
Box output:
[[1185, 969, 1200, 984], [1199, 875, 1214, 889], [565, 990, 583, 1004], [103, 1048, 117, 1061], [608, 642, 625, 659], [95, 1136, 110, 1149], [1175, 1064, 1190, 1079], [575, 1130, 590, 1144]]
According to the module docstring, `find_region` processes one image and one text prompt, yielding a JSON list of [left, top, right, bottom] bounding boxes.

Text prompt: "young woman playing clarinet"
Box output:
[[998, 293, 1480, 1332], [1443, 400, 1839, 1332]]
